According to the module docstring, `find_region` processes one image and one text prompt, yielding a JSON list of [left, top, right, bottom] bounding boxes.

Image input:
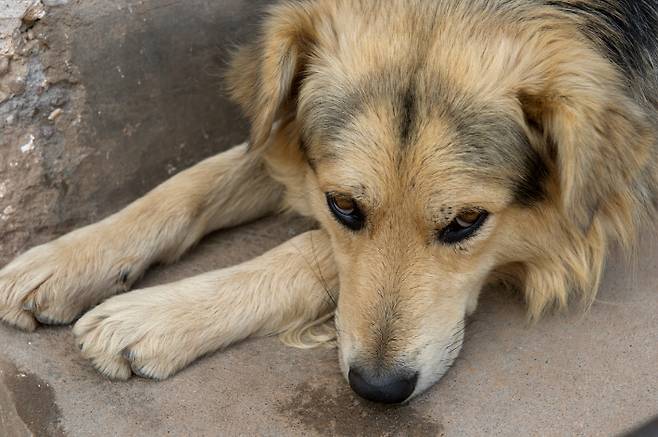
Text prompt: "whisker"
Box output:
[[290, 230, 338, 308]]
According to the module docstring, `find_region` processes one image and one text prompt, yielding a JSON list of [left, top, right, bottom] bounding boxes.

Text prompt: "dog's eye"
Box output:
[[326, 193, 365, 231], [438, 210, 489, 244]]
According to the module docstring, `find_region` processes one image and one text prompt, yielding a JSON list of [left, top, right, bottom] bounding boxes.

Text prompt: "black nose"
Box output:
[[348, 367, 418, 404]]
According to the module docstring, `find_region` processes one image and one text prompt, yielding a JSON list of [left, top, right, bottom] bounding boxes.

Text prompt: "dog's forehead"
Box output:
[[301, 65, 545, 206], [296, 5, 548, 206]]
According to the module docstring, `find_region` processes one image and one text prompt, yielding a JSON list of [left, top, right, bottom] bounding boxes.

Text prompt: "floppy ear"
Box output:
[[518, 61, 654, 229], [225, 3, 318, 151]]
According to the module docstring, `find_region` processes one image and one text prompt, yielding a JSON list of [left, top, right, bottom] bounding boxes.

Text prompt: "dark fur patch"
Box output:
[[452, 108, 548, 206], [300, 69, 419, 163], [514, 149, 549, 206], [547, 0, 658, 80], [301, 68, 442, 152], [300, 82, 364, 148], [299, 135, 318, 171], [399, 86, 416, 144]]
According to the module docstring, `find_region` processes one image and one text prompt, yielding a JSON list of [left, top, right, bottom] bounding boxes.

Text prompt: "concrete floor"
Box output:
[[0, 214, 656, 436]]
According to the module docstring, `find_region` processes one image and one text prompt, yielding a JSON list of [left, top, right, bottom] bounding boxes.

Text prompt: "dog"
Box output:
[[0, 0, 656, 404]]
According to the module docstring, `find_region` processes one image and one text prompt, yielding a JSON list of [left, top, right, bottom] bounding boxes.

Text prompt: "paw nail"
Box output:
[[35, 314, 66, 325], [34, 314, 50, 324], [119, 270, 131, 284], [131, 365, 150, 379]]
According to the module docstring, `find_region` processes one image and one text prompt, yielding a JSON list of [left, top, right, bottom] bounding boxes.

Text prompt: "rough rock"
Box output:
[[0, 0, 271, 266]]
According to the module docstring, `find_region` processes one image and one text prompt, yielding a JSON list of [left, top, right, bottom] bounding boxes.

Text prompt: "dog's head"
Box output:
[[227, 1, 655, 403]]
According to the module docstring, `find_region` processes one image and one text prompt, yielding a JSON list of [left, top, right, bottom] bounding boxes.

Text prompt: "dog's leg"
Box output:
[[0, 143, 283, 331], [73, 230, 337, 380]]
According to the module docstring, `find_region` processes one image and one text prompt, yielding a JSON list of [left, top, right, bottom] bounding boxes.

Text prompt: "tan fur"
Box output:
[[0, 144, 283, 331], [1, 0, 656, 400], [73, 229, 337, 380]]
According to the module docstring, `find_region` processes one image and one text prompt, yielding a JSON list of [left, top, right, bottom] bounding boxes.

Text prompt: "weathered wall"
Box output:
[[0, 0, 272, 266]]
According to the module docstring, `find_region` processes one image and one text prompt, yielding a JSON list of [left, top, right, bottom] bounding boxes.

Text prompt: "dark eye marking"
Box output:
[[437, 210, 489, 244], [326, 193, 365, 231]]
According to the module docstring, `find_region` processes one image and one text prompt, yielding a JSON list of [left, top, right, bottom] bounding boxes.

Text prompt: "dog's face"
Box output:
[[299, 65, 547, 401], [311, 111, 509, 400], [228, 1, 655, 403]]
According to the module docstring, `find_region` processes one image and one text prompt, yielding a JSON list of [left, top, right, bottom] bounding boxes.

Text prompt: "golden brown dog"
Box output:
[[1, 0, 656, 404]]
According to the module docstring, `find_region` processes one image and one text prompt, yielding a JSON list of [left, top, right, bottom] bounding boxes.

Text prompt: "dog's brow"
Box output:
[[301, 68, 430, 148], [323, 181, 368, 199], [300, 58, 551, 207], [450, 110, 549, 206]]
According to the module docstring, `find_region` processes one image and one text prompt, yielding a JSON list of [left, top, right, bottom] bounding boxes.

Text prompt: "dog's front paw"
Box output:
[[0, 227, 135, 331], [73, 289, 199, 381]]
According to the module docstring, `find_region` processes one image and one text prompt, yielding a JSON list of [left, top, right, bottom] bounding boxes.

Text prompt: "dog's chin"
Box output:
[[336, 332, 351, 382], [411, 336, 464, 400]]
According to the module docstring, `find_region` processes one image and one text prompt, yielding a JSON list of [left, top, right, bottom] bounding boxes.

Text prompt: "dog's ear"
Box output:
[[518, 59, 654, 229], [226, 3, 318, 151]]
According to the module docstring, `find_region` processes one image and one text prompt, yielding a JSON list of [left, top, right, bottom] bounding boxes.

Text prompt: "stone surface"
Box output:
[[0, 0, 272, 266], [0, 215, 656, 436]]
